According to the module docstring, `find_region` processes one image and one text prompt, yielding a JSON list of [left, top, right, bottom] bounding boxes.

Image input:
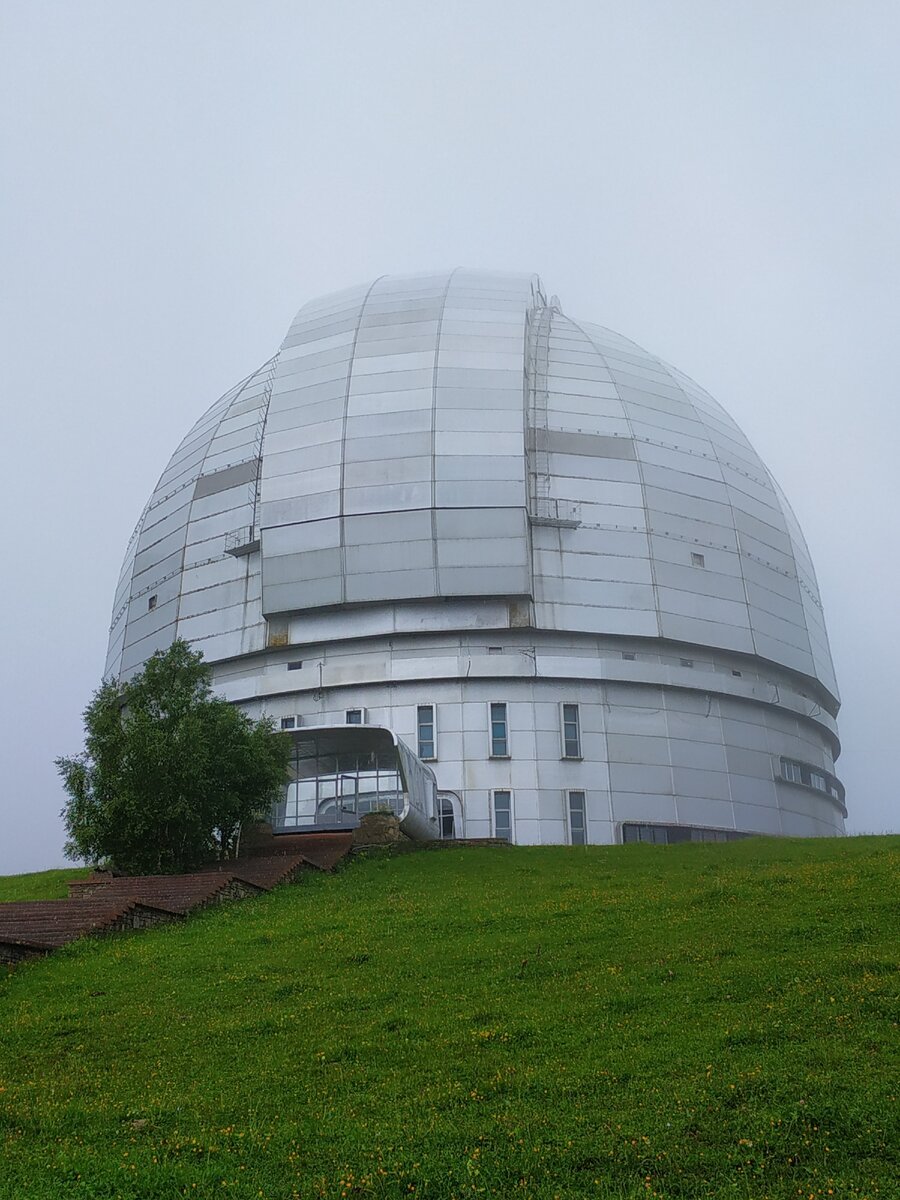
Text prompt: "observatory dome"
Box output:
[[106, 270, 844, 844]]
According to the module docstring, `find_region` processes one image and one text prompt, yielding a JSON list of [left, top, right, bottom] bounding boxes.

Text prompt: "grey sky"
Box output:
[[1, 0, 897, 874]]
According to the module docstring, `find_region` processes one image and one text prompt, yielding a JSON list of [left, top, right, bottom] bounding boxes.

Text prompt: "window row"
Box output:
[[779, 757, 843, 802], [281, 702, 586, 763], [279, 713, 842, 812], [622, 823, 749, 845], [492, 789, 587, 845], [427, 701, 584, 761], [282, 707, 366, 731], [484, 702, 584, 761]]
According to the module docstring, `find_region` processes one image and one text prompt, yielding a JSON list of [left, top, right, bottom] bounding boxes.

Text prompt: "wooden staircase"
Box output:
[[0, 831, 354, 966]]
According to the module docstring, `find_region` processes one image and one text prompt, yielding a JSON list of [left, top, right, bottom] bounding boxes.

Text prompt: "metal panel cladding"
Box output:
[[259, 270, 535, 615], [105, 269, 839, 711]]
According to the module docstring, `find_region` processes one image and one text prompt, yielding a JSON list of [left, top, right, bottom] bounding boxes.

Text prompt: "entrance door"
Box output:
[[437, 791, 463, 839]]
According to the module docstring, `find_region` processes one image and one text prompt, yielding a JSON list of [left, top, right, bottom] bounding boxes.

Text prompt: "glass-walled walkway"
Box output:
[[272, 725, 436, 834]]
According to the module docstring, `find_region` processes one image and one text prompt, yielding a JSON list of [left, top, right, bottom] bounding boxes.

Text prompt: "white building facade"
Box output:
[[105, 270, 845, 844]]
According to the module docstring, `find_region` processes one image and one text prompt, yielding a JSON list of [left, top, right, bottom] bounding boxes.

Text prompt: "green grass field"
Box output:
[[0, 866, 89, 902], [1, 837, 897, 1199]]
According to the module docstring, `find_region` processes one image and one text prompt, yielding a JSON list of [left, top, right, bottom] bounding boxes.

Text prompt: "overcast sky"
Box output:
[[1, 1, 897, 874]]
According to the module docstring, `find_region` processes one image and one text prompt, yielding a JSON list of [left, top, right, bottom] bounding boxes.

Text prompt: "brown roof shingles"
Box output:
[[1, 831, 354, 963]]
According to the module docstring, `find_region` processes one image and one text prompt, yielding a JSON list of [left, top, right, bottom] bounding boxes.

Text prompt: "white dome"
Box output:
[[105, 270, 844, 843], [108, 269, 836, 699]]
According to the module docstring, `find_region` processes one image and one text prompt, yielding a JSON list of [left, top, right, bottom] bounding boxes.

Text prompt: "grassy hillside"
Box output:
[[1, 837, 897, 1200], [0, 866, 89, 901]]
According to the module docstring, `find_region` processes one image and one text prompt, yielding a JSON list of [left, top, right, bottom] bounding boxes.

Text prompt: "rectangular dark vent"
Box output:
[[193, 458, 260, 499], [528, 429, 637, 460]]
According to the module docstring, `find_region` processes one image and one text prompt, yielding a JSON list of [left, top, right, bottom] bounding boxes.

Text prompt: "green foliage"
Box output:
[[1, 836, 898, 1199], [56, 639, 291, 874]]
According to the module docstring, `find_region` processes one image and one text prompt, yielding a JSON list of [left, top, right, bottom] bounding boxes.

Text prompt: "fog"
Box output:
[[1, 0, 897, 873]]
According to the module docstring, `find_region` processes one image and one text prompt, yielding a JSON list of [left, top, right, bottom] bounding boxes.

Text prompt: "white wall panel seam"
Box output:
[[336, 275, 388, 603], [568, 314, 661, 638], [119, 406, 222, 666], [654, 356, 770, 665], [176, 358, 275, 646], [431, 270, 461, 581]]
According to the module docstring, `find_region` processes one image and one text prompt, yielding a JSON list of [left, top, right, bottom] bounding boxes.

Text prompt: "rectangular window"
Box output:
[[439, 798, 455, 839], [781, 758, 802, 784], [623, 822, 748, 845], [691, 552, 706, 567], [493, 790, 512, 842], [345, 709, 363, 725], [642, 825, 668, 844], [280, 716, 298, 731], [287, 660, 303, 671], [568, 790, 586, 845], [489, 703, 508, 757], [417, 704, 436, 760], [622, 651, 636, 661], [561, 703, 581, 758]]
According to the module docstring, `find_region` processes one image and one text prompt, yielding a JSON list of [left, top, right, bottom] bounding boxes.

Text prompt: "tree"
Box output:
[[57, 639, 291, 874]]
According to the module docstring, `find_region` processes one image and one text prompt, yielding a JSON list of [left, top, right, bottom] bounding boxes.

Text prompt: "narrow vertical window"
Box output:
[[417, 704, 436, 760], [780, 757, 801, 784], [490, 703, 508, 757], [561, 703, 581, 758], [568, 790, 587, 846], [439, 797, 455, 839], [493, 790, 512, 842], [345, 709, 363, 725]]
